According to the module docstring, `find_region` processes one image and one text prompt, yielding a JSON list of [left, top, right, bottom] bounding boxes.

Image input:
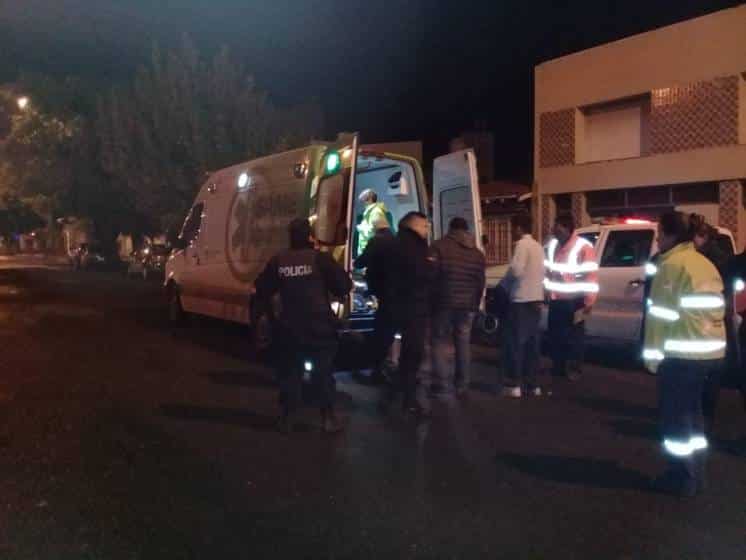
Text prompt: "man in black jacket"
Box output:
[[430, 217, 486, 398], [376, 211, 434, 416], [254, 218, 352, 434], [354, 217, 395, 298], [355, 218, 396, 384]]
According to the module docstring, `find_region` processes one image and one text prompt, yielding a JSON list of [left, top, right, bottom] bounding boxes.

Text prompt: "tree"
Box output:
[[95, 38, 323, 235]]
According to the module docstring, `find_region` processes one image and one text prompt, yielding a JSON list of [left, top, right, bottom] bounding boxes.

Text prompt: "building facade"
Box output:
[[534, 5, 746, 250]]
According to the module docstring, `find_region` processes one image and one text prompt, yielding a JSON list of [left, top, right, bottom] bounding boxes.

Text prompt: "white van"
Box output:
[[165, 133, 483, 333], [546, 219, 737, 346]]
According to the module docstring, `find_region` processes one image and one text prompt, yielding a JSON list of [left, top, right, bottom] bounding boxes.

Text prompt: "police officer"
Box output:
[[644, 211, 726, 496], [254, 218, 352, 434]]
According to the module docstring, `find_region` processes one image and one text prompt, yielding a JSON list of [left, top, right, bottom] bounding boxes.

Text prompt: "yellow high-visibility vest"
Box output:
[[643, 241, 726, 372]]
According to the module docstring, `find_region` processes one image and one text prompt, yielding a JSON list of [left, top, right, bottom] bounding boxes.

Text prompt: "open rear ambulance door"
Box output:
[[312, 132, 359, 321], [432, 149, 483, 248]]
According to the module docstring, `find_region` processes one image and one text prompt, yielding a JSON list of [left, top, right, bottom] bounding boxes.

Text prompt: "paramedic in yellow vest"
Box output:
[[544, 215, 599, 381], [644, 211, 726, 497], [356, 189, 390, 257]]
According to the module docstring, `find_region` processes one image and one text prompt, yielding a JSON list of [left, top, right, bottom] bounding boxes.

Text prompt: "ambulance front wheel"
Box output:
[[167, 283, 186, 325]]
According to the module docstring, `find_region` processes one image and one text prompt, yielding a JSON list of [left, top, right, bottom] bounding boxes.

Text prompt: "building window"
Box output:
[[577, 95, 650, 164], [672, 183, 718, 204]]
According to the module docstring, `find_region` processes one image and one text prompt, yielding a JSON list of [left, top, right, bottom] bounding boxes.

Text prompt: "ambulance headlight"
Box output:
[[237, 172, 250, 190], [304, 361, 313, 372]]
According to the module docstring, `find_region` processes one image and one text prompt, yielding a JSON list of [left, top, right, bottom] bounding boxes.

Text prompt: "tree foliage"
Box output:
[[1, 37, 323, 241], [95, 38, 323, 235]]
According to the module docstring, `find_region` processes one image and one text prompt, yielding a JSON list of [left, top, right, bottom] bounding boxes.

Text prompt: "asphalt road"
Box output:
[[1, 263, 745, 559]]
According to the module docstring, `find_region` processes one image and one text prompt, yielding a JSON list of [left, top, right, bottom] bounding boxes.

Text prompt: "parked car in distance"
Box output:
[[127, 244, 170, 280], [70, 242, 108, 270]]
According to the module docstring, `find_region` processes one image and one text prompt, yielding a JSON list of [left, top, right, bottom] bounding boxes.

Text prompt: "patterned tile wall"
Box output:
[[539, 109, 575, 168], [650, 76, 739, 154], [571, 192, 589, 228], [540, 194, 556, 242], [718, 180, 743, 245]]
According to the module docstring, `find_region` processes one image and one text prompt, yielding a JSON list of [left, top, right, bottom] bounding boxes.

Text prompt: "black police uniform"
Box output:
[[255, 246, 352, 420]]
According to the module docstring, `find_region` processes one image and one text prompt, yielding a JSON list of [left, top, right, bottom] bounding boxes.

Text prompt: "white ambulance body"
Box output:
[[165, 133, 482, 332]]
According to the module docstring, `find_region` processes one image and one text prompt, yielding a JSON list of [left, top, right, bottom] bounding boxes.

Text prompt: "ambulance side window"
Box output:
[[180, 203, 204, 246]]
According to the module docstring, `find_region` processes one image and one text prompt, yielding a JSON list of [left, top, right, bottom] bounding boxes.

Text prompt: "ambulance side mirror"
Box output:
[[315, 173, 348, 246]]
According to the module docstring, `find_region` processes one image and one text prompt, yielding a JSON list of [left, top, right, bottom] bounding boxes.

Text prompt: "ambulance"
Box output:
[[164, 133, 482, 336]]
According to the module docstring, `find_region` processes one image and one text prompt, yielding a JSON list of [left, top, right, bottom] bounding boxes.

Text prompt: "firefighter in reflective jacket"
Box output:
[[644, 212, 726, 496], [254, 218, 353, 434], [544, 215, 599, 381]]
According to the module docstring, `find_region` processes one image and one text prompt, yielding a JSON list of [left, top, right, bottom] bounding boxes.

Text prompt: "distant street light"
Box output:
[[17, 96, 29, 111]]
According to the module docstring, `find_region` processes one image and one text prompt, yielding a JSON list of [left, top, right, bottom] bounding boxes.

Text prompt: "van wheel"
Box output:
[[167, 285, 186, 325]]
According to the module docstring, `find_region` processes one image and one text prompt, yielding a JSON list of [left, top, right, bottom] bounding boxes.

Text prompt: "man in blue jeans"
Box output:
[[430, 217, 486, 398], [499, 215, 546, 397]]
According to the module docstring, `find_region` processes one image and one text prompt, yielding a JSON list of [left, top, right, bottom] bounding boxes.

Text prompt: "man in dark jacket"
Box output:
[[355, 218, 397, 384], [376, 211, 434, 416], [254, 218, 352, 434], [354, 217, 395, 298], [429, 217, 486, 398]]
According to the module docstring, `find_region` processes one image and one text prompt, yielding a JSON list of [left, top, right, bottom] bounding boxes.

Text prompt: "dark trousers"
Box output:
[[370, 304, 398, 373], [503, 302, 542, 388], [276, 341, 337, 416], [547, 299, 585, 376], [701, 366, 723, 434], [375, 309, 428, 409], [658, 359, 720, 485]]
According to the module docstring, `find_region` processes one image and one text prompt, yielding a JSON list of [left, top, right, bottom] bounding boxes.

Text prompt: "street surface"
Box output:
[[1, 262, 745, 559]]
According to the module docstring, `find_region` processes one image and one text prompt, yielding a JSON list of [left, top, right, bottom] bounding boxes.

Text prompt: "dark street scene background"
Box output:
[[1, 0, 746, 558]]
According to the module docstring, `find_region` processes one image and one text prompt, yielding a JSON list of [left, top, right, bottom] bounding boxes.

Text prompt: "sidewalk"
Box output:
[[0, 253, 71, 269]]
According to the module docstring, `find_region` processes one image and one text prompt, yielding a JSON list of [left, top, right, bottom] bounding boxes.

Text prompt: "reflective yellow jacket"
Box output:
[[643, 241, 726, 372]]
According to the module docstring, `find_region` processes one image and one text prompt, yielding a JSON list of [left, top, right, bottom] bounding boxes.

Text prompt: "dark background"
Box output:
[[0, 0, 740, 182]]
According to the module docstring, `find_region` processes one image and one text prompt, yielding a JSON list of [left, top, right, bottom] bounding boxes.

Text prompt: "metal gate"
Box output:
[[483, 217, 512, 265]]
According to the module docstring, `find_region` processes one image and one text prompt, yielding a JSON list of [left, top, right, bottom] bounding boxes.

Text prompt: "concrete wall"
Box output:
[[534, 6, 746, 114], [534, 5, 746, 189]]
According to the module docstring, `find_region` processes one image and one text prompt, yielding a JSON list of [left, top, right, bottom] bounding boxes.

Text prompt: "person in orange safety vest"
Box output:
[[544, 215, 599, 381]]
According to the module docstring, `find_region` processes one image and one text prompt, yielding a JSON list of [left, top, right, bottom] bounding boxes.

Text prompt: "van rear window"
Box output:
[[600, 230, 653, 268]]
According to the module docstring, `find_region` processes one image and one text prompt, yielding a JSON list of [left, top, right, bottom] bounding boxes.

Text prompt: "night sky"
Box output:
[[0, 0, 741, 182]]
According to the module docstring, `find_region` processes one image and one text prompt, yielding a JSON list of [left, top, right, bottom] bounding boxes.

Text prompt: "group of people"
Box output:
[[253, 202, 746, 498]]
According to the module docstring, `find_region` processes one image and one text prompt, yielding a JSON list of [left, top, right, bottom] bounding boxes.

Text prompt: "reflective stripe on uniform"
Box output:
[[679, 294, 724, 309], [664, 435, 708, 457], [543, 279, 599, 294], [648, 305, 680, 322], [642, 348, 665, 361], [663, 339, 726, 353]]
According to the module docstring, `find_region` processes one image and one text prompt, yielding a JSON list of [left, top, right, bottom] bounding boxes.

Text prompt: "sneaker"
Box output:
[[502, 386, 522, 398]]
